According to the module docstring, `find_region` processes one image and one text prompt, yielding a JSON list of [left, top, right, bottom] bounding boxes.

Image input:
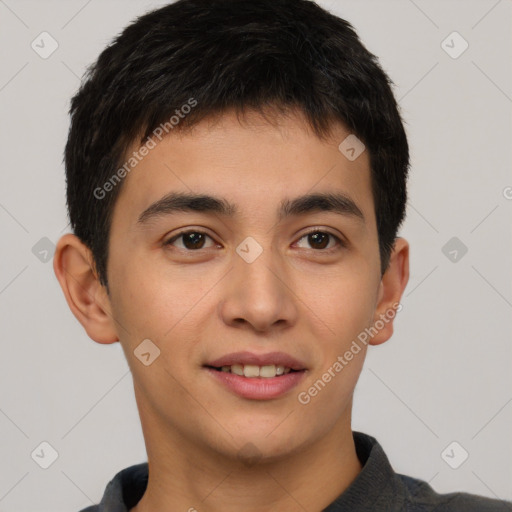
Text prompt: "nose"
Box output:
[[217, 241, 299, 333]]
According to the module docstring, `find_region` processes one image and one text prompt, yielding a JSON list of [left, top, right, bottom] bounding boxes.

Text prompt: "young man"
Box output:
[[53, 0, 512, 510]]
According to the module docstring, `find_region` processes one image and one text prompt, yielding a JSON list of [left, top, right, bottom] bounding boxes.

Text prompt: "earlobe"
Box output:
[[53, 233, 119, 344], [368, 237, 409, 346]]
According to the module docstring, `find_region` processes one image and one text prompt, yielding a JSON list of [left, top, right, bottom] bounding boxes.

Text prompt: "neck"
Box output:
[[131, 410, 362, 512]]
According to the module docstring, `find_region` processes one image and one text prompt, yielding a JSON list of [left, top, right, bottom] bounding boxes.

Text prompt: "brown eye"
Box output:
[[295, 230, 343, 251], [165, 230, 215, 250]]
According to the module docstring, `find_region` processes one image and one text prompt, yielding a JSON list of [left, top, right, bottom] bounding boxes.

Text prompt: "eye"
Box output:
[[164, 230, 217, 250], [294, 229, 344, 252]]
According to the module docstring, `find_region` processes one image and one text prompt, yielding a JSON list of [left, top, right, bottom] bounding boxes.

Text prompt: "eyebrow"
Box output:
[[137, 191, 365, 225]]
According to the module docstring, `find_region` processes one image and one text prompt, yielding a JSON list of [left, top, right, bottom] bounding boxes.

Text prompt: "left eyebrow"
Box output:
[[278, 192, 365, 224], [136, 191, 365, 226]]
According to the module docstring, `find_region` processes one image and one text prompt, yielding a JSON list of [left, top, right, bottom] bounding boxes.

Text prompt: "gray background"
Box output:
[[0, 0, 511, 510]]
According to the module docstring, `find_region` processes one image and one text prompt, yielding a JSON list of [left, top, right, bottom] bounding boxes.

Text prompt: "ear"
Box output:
[[53, 233, 119, 344], [368, 237, 409, 346]]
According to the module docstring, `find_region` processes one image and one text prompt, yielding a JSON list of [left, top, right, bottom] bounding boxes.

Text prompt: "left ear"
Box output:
[[369, 237, 409, 346]]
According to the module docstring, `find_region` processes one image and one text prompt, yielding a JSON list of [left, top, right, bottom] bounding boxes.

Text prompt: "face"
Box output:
[[99, 109, 393, 462]]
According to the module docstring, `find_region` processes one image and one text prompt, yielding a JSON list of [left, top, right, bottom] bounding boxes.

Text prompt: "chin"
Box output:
[[230, 423, 311, 460]]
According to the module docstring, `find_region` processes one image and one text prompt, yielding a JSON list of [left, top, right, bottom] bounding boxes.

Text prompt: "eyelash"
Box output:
[[164, 228, 345, 253]]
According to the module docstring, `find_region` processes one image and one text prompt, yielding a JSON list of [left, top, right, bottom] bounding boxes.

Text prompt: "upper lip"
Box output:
[[205, 351, 307, 371]]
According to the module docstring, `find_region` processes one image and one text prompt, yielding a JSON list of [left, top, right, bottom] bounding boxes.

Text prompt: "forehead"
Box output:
[[111, 109, 375, 230]]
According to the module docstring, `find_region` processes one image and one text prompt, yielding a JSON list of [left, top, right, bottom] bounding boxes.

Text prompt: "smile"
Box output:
[[210, 364, 295, 378]]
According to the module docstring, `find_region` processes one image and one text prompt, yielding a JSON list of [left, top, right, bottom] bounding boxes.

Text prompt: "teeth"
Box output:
[[243, 364, 260, 377], [231, 364, 244, 376], [259, 365, 277, 378], [219, 364, 294, 378]]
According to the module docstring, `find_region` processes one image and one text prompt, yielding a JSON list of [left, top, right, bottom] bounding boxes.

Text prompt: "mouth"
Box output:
[[205, 364, 300, 378], [203, 351, 308, 400]]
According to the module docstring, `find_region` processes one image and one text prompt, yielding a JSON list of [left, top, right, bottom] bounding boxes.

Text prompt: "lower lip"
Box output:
[[204, 368, 306, 400]]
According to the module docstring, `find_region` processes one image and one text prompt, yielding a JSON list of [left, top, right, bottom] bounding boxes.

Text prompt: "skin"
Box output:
[[54, 108, 409, 512]]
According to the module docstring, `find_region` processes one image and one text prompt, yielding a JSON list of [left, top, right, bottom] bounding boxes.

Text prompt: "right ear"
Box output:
[[53, 233, 119, 344]]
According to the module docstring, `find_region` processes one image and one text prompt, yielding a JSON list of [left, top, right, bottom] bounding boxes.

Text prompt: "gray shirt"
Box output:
[[79, 431, 512, 511]]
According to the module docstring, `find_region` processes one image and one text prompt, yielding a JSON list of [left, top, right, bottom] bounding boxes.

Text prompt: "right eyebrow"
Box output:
[[137, 192, 236, 225]]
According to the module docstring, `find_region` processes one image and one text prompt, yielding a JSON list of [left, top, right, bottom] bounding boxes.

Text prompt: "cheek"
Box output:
[[110, 255, 204, 341], [111, 266, 201, 416], [295, 268, 377, 346], [109, 260, 214, 400]]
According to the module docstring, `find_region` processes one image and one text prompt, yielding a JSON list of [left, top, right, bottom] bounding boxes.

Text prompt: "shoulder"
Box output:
[[399, 473, 512, 511], [75, 462, 148, 512]]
